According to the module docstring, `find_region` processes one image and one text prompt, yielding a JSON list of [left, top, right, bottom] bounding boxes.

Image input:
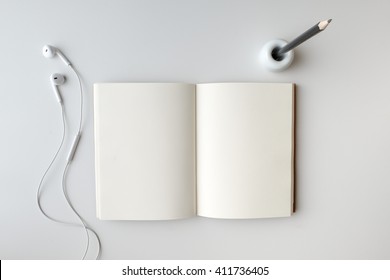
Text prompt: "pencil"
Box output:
[[273, 19, 332, 60]]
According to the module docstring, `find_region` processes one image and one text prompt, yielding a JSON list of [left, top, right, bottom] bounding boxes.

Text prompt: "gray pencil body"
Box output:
[[275, 19, 331, 59]]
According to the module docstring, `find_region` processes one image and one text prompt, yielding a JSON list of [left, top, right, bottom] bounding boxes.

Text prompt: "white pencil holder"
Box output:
[[260, 39, 294, 72]]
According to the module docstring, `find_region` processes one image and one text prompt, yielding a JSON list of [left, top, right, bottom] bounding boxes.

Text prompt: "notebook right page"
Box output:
[[196, 83, 294, 219]]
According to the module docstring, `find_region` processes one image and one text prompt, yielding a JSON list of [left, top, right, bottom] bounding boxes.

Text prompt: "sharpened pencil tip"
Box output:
[[318, 19, 332, 30]]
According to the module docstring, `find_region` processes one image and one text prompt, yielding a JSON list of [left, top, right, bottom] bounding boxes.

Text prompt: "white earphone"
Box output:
[[50, 73, 65, 103], [42, 45, 72, 66], [39, 45, 101, 260]]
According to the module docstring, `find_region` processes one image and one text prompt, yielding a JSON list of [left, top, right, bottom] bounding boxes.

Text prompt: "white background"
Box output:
[[0, 0, 389, 259]]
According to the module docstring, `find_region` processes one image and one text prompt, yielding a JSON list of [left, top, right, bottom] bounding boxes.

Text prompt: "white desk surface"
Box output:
[[1, 0, 389, 259]]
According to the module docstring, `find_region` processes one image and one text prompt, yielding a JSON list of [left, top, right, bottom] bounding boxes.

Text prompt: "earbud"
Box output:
[[50, 73, 65, 103], [42, 45, 72, 66]]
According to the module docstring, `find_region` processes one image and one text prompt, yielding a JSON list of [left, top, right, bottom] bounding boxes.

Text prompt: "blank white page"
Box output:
[[94, 83, 196, 220], [196, 83, 294, 219]]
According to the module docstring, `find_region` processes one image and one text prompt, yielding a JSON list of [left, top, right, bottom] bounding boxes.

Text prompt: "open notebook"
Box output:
[[94, 83, 295, 220]]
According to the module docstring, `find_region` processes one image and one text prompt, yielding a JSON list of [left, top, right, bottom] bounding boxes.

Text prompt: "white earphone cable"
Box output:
[[61, 162, 90, 260]]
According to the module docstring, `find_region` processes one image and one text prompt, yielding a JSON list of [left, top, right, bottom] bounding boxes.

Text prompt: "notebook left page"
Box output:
[[94, 83, 196, 220]]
